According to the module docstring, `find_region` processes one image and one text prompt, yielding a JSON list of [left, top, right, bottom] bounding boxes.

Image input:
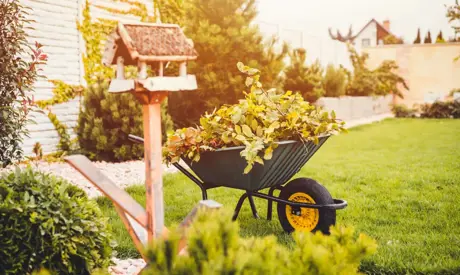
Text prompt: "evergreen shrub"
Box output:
[[0, 167, 115, 274]]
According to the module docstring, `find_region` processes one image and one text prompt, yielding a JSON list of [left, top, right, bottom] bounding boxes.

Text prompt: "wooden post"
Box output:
[[139, 61, 148, 79], [179, 62, 187, 77], [159, 61, 164, 77], [116, 56, 125, 79], [142, 102, 164, 241]]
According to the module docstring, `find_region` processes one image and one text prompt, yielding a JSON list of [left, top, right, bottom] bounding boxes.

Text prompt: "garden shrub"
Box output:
[[141, 209, 377, 275], [391, 104, 418, 118], [323, 64, 347, 97], [420, 100, 460, 118], [345, 45, 408, 98], [0, 1, 47, 167], [77, 80, 173, 162], [168, 0, 288, 128], [0, 167, 115, 274], [283, 48, 325, 103]]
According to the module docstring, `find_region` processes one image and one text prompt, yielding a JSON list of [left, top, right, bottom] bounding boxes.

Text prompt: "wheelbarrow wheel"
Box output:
[[277, 178, 335, 234]]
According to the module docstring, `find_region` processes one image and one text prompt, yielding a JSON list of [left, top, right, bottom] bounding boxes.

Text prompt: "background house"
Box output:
[[353, 19, 394, 49]]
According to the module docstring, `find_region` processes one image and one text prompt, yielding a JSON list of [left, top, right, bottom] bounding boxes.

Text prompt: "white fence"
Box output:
[[317, 96, 393, 122]]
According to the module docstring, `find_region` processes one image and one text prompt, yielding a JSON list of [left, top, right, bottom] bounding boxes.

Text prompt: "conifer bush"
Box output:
[[0, 167, 115, 274], [323, 64, 347, 97], [77, 80, 173, 162], [141, 209, 377, 275]]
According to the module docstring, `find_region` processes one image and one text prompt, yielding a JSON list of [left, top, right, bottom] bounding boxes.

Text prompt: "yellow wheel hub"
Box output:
[[286, 192, 319, 231]]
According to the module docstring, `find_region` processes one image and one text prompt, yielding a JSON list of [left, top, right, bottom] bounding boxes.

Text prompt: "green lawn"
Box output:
[[96, 119, 460, 274]]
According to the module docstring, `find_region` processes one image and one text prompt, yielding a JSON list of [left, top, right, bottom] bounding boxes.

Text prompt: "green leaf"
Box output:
[[236, 135, 246, 142], [245, 77, 253, 87]]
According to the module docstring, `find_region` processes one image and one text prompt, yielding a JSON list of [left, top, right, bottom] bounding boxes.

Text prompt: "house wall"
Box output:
[[354, 20, 377, 51], [317, 96, 392, 122], [20, 0, 154, 156], [364, 43, 460, 107]]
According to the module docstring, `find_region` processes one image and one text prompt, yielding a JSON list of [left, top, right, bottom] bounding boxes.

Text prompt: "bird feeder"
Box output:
[[102, 22, 198, 242]]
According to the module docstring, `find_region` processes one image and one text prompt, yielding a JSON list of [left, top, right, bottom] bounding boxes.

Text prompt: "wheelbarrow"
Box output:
[[129, 134, 347, 234]]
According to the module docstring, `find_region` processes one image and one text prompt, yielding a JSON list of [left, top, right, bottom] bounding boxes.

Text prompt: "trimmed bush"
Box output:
[[142, 209, 377, 274], [391, 104, 417, 118], [420, 100, 460, 118], [323, 64, 347, 97], [0, 167, 115, 274], [77, 80, 173, 161]]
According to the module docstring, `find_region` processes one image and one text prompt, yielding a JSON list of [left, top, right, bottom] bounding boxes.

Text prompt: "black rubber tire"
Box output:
[[277, 178, 336, 234]]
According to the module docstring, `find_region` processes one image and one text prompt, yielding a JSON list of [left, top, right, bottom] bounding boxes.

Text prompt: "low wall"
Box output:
[[316, 95, 392, 122]]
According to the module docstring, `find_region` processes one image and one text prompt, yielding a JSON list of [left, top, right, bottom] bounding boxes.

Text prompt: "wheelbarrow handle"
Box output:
[[128, 134, 144, 144]]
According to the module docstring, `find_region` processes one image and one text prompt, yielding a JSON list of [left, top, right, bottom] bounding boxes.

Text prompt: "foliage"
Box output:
[[164, 63, 345, 173], [283, 48, 325, 103], [48, 111, 72, 151], [0, 167, 115, 274], [449, 88, 460, 96], [155, 0, 185, 25], [413, 28, 421, 44], [141, 209, 376, 275], [32, 142, 43, 160], [423, 30, 432, 44], [0, 1, 47, 167], [446, 0, 460, 61], [36, 80, 84, 109], [391, 104, 418, 118], [168, 0, 288, 128], [345, 45, 408, 97], [446, 0, 460, 38], [436, 30, 446, 43], [323, 64, 347, 97], [420, 100, 460, 118], [76, 1, 174, 162], [383, 34, 403, 45]]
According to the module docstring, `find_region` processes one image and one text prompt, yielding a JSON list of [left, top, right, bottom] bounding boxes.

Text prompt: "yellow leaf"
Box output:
[[244, 164, 253, 174], [236, 135, 246, 142], [264, 147, 273, 160], [242, 125, 254, 137], [254, 156, 264, 165], [256, 126, 263, 137], [251, 119, 258, 131], [235, 125, 242, 135]]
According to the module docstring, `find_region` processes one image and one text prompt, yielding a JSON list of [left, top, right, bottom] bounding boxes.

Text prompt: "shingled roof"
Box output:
[[103, 22, 198, 66]]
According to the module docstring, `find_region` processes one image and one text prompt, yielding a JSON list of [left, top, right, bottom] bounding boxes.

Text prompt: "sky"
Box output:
[[255, 0, 456, 43]]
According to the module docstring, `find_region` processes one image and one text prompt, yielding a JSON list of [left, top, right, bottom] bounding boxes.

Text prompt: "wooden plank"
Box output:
[[142, 103, 164, 241], [65, 155, 148, 227], [108, 79, 135, 93], [140, 75, 197, 92]]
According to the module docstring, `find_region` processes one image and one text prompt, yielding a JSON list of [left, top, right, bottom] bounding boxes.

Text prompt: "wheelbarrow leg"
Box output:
[[232, 193, 248, 221], [247, 192, 260, 219], [267, 185, 283, 220]]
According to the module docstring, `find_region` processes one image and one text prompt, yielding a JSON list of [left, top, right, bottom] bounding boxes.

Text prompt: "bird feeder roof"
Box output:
[[103, 22, 198, 66]]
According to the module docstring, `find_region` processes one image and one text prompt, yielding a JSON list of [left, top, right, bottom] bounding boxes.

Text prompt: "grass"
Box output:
[[96, 119, 460, 274]]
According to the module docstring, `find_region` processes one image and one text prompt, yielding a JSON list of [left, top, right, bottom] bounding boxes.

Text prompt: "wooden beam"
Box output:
[[142, 103, 164, 241], [64, 155, 147, 227], [108, 79, 135, 93], [139, 75, 197, 92], [116, 56, 125, 80]]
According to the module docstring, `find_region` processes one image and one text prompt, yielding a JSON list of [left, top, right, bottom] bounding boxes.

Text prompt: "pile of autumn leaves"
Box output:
[[163, 63, 346, 173]]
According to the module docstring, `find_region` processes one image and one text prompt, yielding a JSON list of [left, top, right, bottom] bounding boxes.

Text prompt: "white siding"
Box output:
[[21, 0, 154, 156], [354, 21, 378, 52]]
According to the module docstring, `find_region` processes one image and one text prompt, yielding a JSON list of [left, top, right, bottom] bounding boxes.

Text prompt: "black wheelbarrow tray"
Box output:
[[129, 134, 347, 234]]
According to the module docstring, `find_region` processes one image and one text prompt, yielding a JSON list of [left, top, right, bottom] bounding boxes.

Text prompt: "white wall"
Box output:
[[354, 20, 377, 52], [21, 0, 154, 156]]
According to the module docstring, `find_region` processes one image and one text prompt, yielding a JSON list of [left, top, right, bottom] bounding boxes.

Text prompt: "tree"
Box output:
[[446, 0, 460, 60], [423, 30, 432, 44], [413, 28, 421, 44], [323, 64, 347, 97], [345, 45, 408, 98], [0, 1, 47, 167], [283, 48, 325, 103], [436, 30, 446, 43], [383, 34, 403, 45], [328, 25, 356, 43], [168, 0, 288, 128]]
